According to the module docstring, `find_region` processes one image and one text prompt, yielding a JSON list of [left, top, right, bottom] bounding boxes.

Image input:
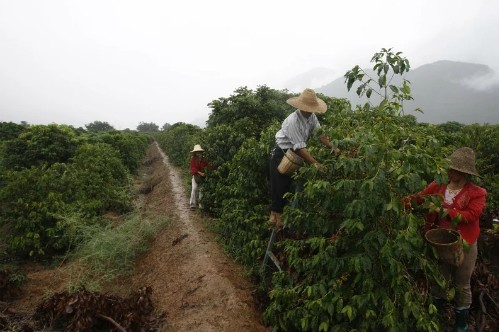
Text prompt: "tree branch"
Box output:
[[97, 314, 126, 332]]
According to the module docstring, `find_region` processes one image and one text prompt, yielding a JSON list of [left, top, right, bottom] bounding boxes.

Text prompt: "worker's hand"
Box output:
[[429, 202, 445, 214]]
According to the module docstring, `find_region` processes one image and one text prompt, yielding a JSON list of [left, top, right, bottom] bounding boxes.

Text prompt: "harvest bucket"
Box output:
[[425, 228, 464, 266], [277, 149, 304, 176]]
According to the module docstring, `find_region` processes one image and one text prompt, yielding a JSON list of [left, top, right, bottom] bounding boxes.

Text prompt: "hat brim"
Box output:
[[286, 97, 327, 113], [449, 166, 480, 177]]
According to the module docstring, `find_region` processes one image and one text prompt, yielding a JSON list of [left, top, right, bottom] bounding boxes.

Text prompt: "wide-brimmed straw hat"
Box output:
[[448, 147, 480, 177], [190, 144, 204, 153], [286, 88, 327, 113]]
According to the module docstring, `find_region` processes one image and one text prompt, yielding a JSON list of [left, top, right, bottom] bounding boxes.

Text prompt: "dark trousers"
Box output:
[[270, 146, 292, 213]]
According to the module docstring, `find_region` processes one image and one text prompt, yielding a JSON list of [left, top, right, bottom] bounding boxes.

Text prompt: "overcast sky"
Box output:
[[1, 0, 498, 129]]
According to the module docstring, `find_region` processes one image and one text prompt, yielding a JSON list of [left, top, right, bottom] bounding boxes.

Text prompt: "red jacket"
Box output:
[[413, 181, 487, 244], [190, 155, 209, 176]]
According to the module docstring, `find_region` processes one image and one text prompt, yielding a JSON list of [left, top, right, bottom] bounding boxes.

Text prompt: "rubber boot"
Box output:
[[454, 308, 469, 332]]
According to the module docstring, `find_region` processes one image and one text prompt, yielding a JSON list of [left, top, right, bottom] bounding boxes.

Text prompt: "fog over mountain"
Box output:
[[313, 61, 499, 124]]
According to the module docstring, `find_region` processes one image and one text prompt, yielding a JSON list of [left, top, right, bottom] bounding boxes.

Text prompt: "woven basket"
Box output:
[[425, 228, 464, 266], [277, 149, 304, 176]]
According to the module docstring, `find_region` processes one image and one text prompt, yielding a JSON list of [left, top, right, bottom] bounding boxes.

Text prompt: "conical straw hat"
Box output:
[[190, 144, 204, 153], [286, 88, 327, 113]]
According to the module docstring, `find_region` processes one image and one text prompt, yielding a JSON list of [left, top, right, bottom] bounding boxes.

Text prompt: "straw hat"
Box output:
[[448, 147, 480, 177], [190, 144, 204, 153], [286, 88, 327, 113]]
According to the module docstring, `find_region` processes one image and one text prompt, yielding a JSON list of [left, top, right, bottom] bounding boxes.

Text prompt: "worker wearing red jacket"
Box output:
[[189, 144, 210, 210], [407, 147, 487, 331]]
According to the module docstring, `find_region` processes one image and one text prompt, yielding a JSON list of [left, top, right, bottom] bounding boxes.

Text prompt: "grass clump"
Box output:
[[67, 212, 168, 290]]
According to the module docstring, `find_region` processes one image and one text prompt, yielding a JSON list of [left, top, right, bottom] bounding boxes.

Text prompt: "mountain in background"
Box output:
[[282, 67, 337, 93], [313, 60, 499, 124]]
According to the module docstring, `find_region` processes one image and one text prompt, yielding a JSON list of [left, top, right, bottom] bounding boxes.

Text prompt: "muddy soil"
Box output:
[[7, 142, 269, 332]]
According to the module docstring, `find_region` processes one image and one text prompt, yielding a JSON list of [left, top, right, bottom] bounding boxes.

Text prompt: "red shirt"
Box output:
[[190, 155, 209, 176], [415, 181, 487, 244]]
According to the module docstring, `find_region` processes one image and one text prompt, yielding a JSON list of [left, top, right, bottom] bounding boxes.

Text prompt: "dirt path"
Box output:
[[7, 142, 269, 331], [126, 142, 269, 332]]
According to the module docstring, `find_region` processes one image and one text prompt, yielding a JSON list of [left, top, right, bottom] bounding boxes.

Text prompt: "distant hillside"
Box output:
[[282, 67, 337, 93], [315, 61, 499, 124]]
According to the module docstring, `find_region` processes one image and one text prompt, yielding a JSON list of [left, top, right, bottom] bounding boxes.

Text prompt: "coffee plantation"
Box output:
[[1, 48, 497, 330]]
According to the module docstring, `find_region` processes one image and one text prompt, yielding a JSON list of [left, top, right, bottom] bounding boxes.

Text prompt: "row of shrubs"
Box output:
[[0, 122, 152, 257], [156, 81, 498, 330]]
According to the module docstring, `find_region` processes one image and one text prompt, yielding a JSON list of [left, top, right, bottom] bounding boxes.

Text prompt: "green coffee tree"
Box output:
[[89, 131, 151, 172], [136, 122, 160, 132], [264, 108, 445, 331], [206, 85, 291, 136], [85, 121, 115, 132], [208, 124, 279, 263], [344, 47, 419, 115], [0, 122, 26, 141], [2, 124, 79, 170], [0, 163, 70, 256], [0, 126, 147, 257], [68, 143, 132, 216], [201, 87, 293, 215]]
